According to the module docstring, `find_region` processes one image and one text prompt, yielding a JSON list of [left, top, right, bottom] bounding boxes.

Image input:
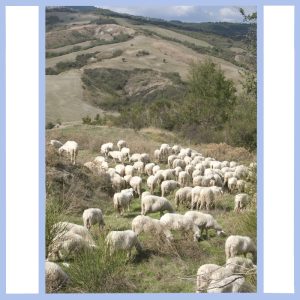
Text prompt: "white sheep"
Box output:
[[234, 165, 249, 180], [147, 175, 161, 194], [50, 139, 63, 149], [115, 164, 125, 177], [120, 147, 130, 160], [154, 149, 163, 162], [160, 143, 171, 159], [94, 156, 106, 164], [230, 161, 237, 168], [48, 222, 95, 261], [139, 153, 150, 164], [234, 193, 249, 212], [160, 213, 201, 241], [196, 264, 222, 292], [113, 188, 134, 215], [117, 140, 127, 151], [129, 176, 142, 198], [111, 173, 126, 192], [45, 261, 69, 293], [225, 235, 257, 262], [161, 180, 180, 197], [210, 186, 224, 200], [172, 158, 186, 169], [172, 145, 181, 154], [105, 230, 142, 258], [226, 256, 256, 274], [141, 195, 175, 215], [125, 165, 135, 176], [82, 208, 105, 229], [184, 211, 225, 238], [101, 142, 113, 156], [175, 186, 193, 209], [174, 166, 183, 179], [133, 161, 144, 175], [162, 169, 175, 181], [185, 164, 195, 176], [178, 171, 191, 187], [144, 163, 155, 176], [228, 177, 238, 193], [129, 153, 141, 163], [108, 151, 126, 163], [193, 187, 215, 210], [152, 165, 161, 175], [207, 274, 251, 293], [132, 215, 171, 239], [58, 141, 78, 165], [237, 179, 246, 193], [168, 155, 178, 168]]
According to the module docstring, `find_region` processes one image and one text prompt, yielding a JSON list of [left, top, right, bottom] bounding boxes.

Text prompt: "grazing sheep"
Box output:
[[139, 153, 150, 164], [58, 141, 78, 165], [108, 151, 126, 163], [84, 161, 99, 173], [221, 161, 230, 168], [184, 211, 225, 238], [132, 215, 171, 239], [101, 142, 113, 156], [192, 169, 202, 179], [147, 175, 161, 194], [207, 274, 252, 293], [125, 165, 135, 176], [172, 158, 186, 169], [234, 193, 249, 212], [237, 179, 246, 193], [160, 143, 171, 159], [230, 161, 237, 168], [133, 161, 144, 175], [162, 169, 175, 181], [105, 230, 142, 258], [141, 191, 151, 200], [194, 187, 215, 210], [196, 264, 222, 292], [225, 235, 257, 263], [111, 173, 126, 192], [234, 165, 249, 180], [210, 186, 224, 200], [228, 177, 238, 193], [210, 174, 223, 187], [141, 195, 175, 216], [175, 187, 193, 208], [50, 139, 63, 149], [178, 171, 191, 187], [129, 153, 141, 163], [117, 140, 127, 151], [185, 164, 195, 176], [154, 149, 163, 162], [174, 166, 183, 179], [129, 176, 142, 198], [184, 156, 192, 166], [45, 261, 69, 293], [82, 208, 105, 230], [161, 180, 180, 197], [94, 156, 106, 164], [115, 164, 125, 177], [160, 213, 201, 241], [172, 145, 181, 154], [152, 165, 160, 175], [120, 147, 130, 160], [226, 256, 256, 273], [145, 163, 155, 176], [48, 223, 95, 261], [113, 188, 134, 215], [168, 155, 178, 168]]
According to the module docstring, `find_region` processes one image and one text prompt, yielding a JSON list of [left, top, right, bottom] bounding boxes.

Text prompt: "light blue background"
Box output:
[[0, 0, 298, 298]]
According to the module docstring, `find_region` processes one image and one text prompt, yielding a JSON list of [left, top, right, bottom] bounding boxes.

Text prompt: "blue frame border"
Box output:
[[0, 0, 298, 298]]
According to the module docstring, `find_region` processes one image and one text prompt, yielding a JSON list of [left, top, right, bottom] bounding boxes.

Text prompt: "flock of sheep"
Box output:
[[46, 139, 257, 293]]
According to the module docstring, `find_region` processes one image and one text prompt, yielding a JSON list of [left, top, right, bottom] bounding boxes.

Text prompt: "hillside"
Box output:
[[46, 6, 254, 123], [46, 124, 256, 293]]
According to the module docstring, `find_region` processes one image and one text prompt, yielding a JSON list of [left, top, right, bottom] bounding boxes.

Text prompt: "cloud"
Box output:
[[100, 5, 256, 23]]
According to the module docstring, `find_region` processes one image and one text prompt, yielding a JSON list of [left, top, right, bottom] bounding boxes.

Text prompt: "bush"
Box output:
[[64, 234, 135, 293], [46, 122, 55, 129]]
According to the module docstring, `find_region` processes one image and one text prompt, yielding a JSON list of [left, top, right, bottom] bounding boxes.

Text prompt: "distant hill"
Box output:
[[46, 6, 255, 123]]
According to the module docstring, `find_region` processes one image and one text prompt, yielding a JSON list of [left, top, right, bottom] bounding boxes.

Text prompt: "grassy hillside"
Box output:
[[46, 6, 255, 124], [46, 125, 256, 293]]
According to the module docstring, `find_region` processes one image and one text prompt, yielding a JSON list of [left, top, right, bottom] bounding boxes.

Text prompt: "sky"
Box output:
[[99, 5, 257, 23]]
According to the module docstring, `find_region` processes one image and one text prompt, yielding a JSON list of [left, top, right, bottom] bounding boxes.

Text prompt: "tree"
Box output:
[[183, 59, 236, 130]]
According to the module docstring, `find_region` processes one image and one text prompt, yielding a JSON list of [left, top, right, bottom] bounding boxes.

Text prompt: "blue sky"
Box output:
[[100, 5, 256, 23]]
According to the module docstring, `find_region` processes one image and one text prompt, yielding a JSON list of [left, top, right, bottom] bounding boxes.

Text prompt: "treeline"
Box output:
[[110, 60, 256, 151]]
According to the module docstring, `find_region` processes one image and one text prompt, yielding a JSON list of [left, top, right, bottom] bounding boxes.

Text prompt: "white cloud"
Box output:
[[219, 7, 240, 18], [169, 5, 194, 16]]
